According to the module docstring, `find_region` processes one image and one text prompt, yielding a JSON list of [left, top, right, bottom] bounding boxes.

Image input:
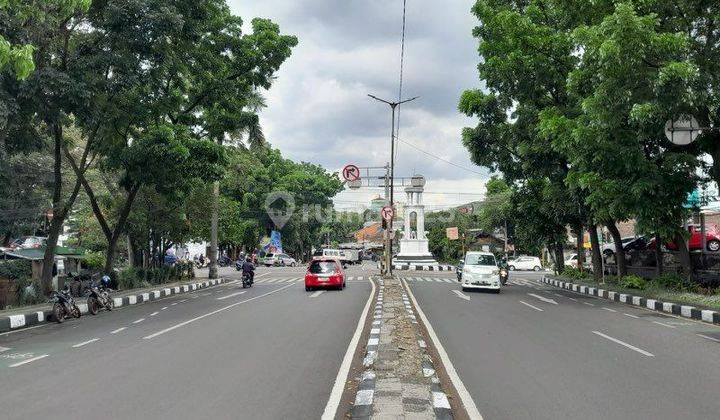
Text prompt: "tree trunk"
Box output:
[[553, 242, 564, 274], [588, 224, 602, 281], [606, 221, 626, 277], [40, 125, 82, 294], [654, 234, 663, 276], [209, 180, 219, 279], [126, 235, 135, 267], [674, 231, 692, 278], [575, 224, 585, 272]]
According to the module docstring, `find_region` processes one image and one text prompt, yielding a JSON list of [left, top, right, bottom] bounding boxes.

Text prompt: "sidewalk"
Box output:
[[0, 275, 228, 334], [351, 275, 453, 419]]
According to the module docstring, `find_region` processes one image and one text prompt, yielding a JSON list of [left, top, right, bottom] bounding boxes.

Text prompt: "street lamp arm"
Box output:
[[398, 96, 419, 105], [368, 94, 393, 105]]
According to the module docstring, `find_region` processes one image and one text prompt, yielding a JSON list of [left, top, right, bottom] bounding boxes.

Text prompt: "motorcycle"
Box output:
[[52, 287, 81, 323], [218, 255, 232, 267], [499, 267, 509, 286], [242, 271, 254, 288], [235, 260, 243, 271], [87, 278, 114, 315]]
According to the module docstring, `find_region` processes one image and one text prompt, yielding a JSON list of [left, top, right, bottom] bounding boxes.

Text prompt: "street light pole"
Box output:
[[368, 94, 418, 277]]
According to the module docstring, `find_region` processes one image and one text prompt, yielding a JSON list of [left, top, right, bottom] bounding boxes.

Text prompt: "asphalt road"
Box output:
[[405, 271, 720, 420], [0, 263, 374, 420]]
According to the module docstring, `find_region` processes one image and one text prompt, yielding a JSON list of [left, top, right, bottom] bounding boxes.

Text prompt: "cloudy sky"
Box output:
[[229, 0, 489, 211]]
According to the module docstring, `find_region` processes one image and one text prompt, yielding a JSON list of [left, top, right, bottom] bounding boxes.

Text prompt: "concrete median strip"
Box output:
[[0, 277, 230, 334], [541, 275, 720, 326], [347, 275, 459, 419]]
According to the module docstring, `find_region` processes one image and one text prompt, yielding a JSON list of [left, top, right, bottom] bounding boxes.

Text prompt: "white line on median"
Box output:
[[72, 338, 99, 348], [592, 331, 654, 357], [111, 327, 126, 334], [9, 354, 49, 367], [309, 290, 324, 298], [144, 283, 295, 340], [519, 300, 544, 312], [453, 290, 470, 301], [403, 279, 484, 420], [217, 291, 247, 300], [321, 277, 376, 420]]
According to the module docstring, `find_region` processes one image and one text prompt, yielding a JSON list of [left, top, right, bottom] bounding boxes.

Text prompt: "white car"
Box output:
[[507, 256, 542, 271], [460, 251, 501, 293], [601, 236, 635, 256], [263, 253, 297, 267]]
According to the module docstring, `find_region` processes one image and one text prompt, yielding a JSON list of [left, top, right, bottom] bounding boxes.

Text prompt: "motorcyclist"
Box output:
[[241, 258, 255, 283]]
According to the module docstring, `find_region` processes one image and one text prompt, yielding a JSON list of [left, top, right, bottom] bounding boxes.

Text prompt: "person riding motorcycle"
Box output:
[[241, 258, 255, 283]]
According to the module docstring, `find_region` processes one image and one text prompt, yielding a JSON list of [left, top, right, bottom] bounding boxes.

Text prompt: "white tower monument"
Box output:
[[393, 175, 439, 267]]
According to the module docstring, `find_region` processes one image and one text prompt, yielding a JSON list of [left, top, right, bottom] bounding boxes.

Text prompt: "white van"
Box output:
[[460, 251, 501, 293]]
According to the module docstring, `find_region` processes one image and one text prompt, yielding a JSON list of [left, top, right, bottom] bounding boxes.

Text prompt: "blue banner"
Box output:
[[263, 230, 283, 254]]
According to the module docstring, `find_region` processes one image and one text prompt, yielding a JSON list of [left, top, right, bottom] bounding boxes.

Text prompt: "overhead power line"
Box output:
[[396, 137, 486, 176], [395, 0, 408, 162]]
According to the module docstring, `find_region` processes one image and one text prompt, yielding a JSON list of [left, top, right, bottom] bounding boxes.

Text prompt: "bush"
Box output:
[[116, 262, 195, 290], [83, 251, 106, 270], [650, 273, 695, 293], [14, 278, 45, 306], [619, 274, 647, 290], [561, 267, 587, 280], [0, 259, 32, 280]]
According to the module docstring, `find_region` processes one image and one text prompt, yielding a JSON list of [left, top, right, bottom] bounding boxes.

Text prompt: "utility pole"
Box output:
[[368, 94, 418, 278]]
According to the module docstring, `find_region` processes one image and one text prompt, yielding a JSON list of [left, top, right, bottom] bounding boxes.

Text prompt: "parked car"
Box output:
[[507, 255, 542, 271], [263, 253, 297, 267], [459, 251, 500, 293], [564, 253, 594, 271], [647, 224, 720, 252], [304, 257, 345, 291], [601, 236, 637, 256], [8, 236, 46, 250]]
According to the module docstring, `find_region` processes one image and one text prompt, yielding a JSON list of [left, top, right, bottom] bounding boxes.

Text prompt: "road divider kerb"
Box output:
[[542, 275, 720, 326], [0, 277, 230, 334]]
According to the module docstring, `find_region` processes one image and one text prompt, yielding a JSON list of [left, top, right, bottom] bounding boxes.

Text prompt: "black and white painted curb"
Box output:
[[542, 276, 720, 325], [391, 264, 455, 272], [0, 278, 228, 334], [351, 276, 384, 419]]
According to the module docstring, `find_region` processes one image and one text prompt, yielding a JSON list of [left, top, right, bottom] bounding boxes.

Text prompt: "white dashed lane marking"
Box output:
[[133, 318, 145, 324], [519, 300, 543, 312], [624, 313, 640, 319], [9, 354, 49, 367], [217, 291, 247, 300], [309, 291, 325, 298], [592, 331, 654, 357], [150, 311, 159, 316], [72, 338, 99, 348], [111, 327, 126, 334], [697, 334, 720, 343], [452, 290, 470, 301]]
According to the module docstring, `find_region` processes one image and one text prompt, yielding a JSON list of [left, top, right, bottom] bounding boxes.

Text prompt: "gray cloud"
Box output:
[[229, 0, 488, 207]]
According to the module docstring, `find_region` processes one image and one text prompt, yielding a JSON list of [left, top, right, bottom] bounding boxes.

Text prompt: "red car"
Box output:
[[305, 258, 346, 291], [648, 224, 720, 252]]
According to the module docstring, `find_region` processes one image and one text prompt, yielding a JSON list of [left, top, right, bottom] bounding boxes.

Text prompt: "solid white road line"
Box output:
[[110, 327, 126, 334], [144, 283, 295, 340], [217, 291, 247, 300], [0, 324, 49, 337], [403, 279, 484, 420], [528, 293, 557, 305], [592, 331, 655, 357], [309, 290, 325, 298], [652, 321, 676, 329], [624, 313, 640, 319], [9, 354, 49, 367], [697, 334, 720, 343], [519, 300, 544, 312], [453, 290, 471, 301], [72, 338, 99, 348], [321, 278, 376, 420], [133, 318, 145, 324], [602, 307, 617, 313]]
